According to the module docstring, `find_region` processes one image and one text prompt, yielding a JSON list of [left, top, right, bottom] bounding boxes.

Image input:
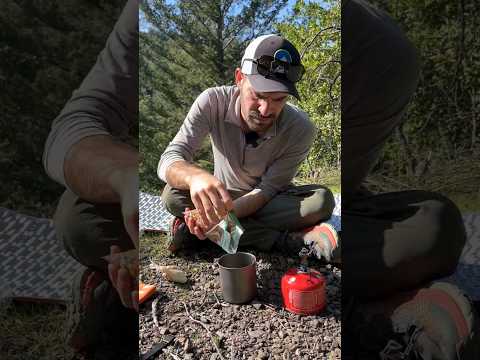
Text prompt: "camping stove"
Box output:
[[281, 248, 326, 315]]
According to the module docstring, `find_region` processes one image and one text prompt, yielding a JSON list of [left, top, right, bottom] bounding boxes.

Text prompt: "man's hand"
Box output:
[[187, 171, 233, 226], [63, 136, 140, 309], [107, 245, 138, 312], [184, 207, 214, 239], [109, 166, 139, 249]]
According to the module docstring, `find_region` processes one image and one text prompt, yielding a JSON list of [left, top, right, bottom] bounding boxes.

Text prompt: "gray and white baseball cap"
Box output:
[[241, 34, 304, 100]]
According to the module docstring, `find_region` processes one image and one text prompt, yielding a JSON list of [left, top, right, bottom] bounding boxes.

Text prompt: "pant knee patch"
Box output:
[[302, 188, 335, 220]]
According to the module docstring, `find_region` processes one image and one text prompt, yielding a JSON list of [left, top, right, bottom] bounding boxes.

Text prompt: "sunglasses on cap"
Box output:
[[242, 55, 305, 83]]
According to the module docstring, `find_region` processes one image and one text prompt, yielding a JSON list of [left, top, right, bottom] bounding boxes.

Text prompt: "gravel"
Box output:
[[139, 242, 341, 360]]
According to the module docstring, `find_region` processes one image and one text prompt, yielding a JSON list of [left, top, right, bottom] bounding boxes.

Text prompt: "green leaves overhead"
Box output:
[[139, 0, 290, 192], [277, 0, 341, 175], [368, 0, 480, 179], [0, 0, 124, 215]]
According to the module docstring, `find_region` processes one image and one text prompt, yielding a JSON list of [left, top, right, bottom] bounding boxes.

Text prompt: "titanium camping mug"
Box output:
[[218, 252, 257, 304]]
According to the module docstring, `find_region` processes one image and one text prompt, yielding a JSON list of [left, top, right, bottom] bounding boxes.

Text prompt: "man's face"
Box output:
[[236, 70, 289, 134]]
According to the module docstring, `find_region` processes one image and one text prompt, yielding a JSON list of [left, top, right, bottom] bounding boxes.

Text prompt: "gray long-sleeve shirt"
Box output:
[[42, 0, 138, 188], [158, 86, 315, 200]]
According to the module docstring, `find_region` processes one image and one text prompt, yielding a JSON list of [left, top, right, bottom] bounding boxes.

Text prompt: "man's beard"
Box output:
[[246, 111, 275, 132]]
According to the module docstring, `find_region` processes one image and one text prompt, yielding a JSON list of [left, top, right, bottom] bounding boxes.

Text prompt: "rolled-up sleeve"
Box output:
[[158, 89, 212, 182], [42, 0, 138, 187], [257, 119, 316, 200]]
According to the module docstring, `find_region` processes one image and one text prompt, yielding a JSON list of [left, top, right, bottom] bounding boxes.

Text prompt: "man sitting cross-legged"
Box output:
[[158, 34, 340, 262]]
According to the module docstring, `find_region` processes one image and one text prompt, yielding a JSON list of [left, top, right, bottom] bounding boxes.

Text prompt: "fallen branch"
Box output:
[[182, 301, 226, 360]]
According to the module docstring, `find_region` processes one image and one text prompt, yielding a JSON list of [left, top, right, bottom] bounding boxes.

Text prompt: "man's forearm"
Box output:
[[64, 135, 138, 203], [165, 160, 210, 190], [233, 189, 268, 219], [166, 161, 266, 218]]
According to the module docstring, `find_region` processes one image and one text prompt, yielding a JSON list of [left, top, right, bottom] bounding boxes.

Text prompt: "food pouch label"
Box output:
[[204, 212, 243, 254]]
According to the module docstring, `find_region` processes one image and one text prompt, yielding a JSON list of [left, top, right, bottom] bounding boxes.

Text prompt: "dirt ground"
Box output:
[[139, 233, 341, 360]]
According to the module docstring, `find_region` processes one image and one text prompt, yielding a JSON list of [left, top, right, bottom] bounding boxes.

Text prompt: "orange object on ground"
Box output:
[[139, 281, 156, 304]]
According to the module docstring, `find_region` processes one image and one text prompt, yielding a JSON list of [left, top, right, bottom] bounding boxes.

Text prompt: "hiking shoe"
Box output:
[[65, 268, 110, 355], [302, 223, 340, 262], [388, 282, 478, 360], [66, 268, 139, 358], [167, 216, 200, 253], [346, 282, 479, 360]]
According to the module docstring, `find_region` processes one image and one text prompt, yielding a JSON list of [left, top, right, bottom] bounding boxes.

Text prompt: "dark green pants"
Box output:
[[53, 189, 138, 351], [342, 1, 465, 299], [343, 191, 466, 299], [162, 184, 336, 254], [54, 190, 135, 273]]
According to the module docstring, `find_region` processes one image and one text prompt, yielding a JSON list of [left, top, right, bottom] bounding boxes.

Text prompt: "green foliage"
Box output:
[[368, 0, 480, 185], [276, 0, 341, 177], [0, 0, 124, 215], [139, 0, 290, 193], [139, 0, 341, 193]]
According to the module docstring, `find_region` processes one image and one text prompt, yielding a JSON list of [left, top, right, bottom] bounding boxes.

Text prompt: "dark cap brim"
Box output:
[[246, 74, 301, 101]]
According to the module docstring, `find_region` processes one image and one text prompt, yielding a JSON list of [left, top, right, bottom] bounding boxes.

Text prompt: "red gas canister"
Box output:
[[281, 267, 326, 315]]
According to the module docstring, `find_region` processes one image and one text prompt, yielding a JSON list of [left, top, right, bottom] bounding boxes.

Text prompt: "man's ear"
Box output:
[[234, 68, 244, 86]]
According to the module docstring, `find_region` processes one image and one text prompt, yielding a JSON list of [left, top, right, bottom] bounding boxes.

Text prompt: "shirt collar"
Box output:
[[262, 114, 278, 140]]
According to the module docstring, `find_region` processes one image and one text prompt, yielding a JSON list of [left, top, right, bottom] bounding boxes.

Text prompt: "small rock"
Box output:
[[288, 344, 298, 352], [248, 330, 263, 338], [252, 301, 263, 310], [272, 347, 283, 354], [183, 338, 192, 352], [223, 307, 233, 315], [257, 350, 268, 359]]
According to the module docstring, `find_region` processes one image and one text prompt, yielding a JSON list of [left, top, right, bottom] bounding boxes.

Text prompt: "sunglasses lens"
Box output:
[[256, 56, 272, 74]]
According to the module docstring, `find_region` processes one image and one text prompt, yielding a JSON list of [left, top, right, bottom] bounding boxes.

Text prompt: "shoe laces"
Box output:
[[172, 217, 183, 235], [380, 325, 423, 360], [81, 271, 104, 308]]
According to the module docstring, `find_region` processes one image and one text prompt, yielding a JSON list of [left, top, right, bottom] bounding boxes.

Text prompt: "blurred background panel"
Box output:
[[0, 0, 124, 217], [0, 1, 125, 359], [365, 0, 480, 208]]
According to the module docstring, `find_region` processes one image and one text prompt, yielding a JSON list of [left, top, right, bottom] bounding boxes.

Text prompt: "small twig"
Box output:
[[264, 303, 276, 311], [300, 26, 340, 58], [214, 292, 229, 307], [152, 297, 161, 330], [182, 301, 226, 360], [199, 291, 207, 307], [229, 335, 236, 360], [162, 348, 182, 360], [213, 292, 221, 305]]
